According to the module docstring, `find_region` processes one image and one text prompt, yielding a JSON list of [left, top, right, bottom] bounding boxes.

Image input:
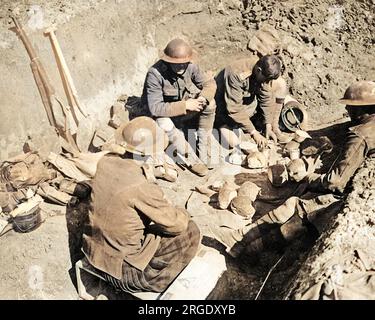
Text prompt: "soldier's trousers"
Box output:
[[156, 100, 216, 165], [102, 221, 201, 293]]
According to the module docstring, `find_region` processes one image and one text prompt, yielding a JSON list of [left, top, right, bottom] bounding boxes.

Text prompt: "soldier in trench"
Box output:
[[211, 80, 375, 259], [308, 80, 375, 194], [140, 38, 217, 177], [214, 54, 290, 150], [82, 117, 201, 293]]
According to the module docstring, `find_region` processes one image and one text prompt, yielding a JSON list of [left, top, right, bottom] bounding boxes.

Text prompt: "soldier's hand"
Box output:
[[314, 156, 323, 170], [252, 131, 268, 149], [305, 155, 323, 175], [266, 124, 278, 144], [304, 156, 317, 175], [197, 96, 209, 107], [186, 98, 204, 112]]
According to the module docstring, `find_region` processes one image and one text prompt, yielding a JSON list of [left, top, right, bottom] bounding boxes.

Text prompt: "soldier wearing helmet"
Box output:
[[214, 54, 290, 149], [309, 80, 375, 194], [140, 38, 217, 177], [82, 117, 201, 293], [208, 81, 375, 260]]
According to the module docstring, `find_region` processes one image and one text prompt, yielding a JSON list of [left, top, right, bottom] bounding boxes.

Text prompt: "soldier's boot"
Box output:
[[208, 225, 247, 258], [148, 153, 179, 182], [159, 120, 208, 176], [153, 163, 178, 182], [179, 141, 208, 177], [189, 162, 209, 177], [261, 196, 299, 224], [296, 194, 342, 234]]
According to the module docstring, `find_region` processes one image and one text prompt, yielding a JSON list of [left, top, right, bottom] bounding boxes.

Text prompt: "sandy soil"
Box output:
[[1, 0, 374, 127], [0, 122, 351, 300], [286, 156, 375, 299], [0, 0, 374, 300]]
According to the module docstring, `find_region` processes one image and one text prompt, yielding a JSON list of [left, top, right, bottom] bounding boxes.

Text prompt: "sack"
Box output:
[[0, 152, 55, 189]]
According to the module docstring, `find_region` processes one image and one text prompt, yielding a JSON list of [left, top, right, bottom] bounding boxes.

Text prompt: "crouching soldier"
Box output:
[[308, 80, 375, 194], [215, 54, 289, 149], [82, 117, 201, 293], [210, 81, 375, 259], [141, 38, 217, 176]]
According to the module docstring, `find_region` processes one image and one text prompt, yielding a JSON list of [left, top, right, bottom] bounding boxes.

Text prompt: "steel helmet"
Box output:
[[339, 81, 375, 106], [279, 100, 309, 132], [161, 38, 193, 64], [115, 116, 169, 156]]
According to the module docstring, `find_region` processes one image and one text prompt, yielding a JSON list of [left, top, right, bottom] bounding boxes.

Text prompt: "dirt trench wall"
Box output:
[[1, 0, 374, 161], [285, 157, 375, 299], [0, 0, 245, 161], [241, 0, 375, 127]]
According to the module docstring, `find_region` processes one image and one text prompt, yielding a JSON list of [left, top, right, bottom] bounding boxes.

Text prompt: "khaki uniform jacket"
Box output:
[[82, 155, 189, 280], [309, 114, 375, 193], [141, 60, 217, 118], [350, 114, 375, 150], [216, 56, 288, 133]]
